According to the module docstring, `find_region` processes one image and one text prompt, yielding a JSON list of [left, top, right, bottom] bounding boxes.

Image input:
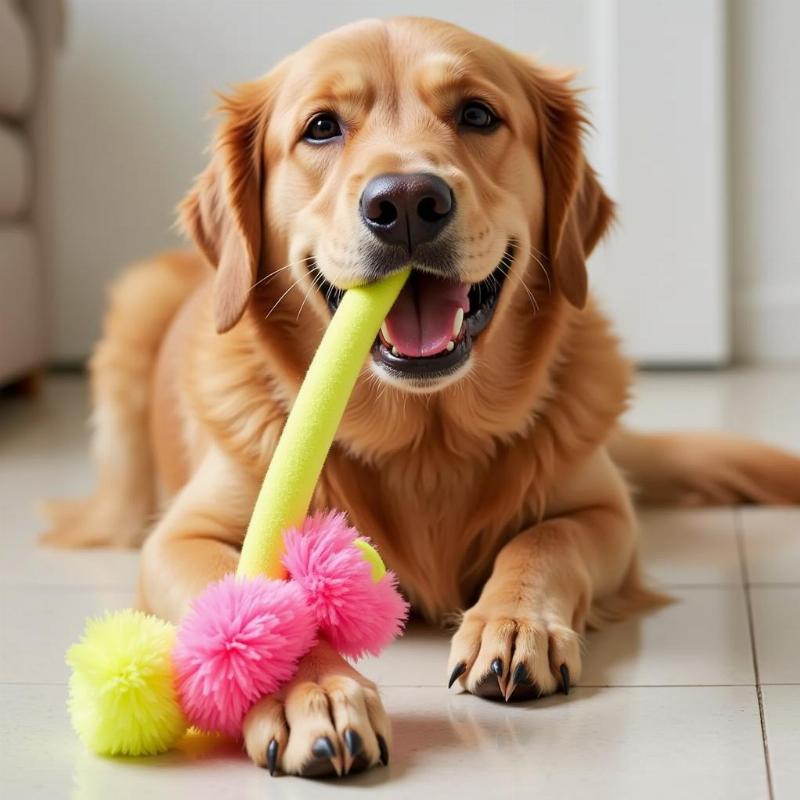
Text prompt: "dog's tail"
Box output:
[[40, 250, 207, 547], [608, 427, 800, 506]]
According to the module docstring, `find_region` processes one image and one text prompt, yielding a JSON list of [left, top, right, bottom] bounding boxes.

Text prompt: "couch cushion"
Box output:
[[0, 123, 32, 217], [0, 224, 45, 382], [0, 0, 35, 118]]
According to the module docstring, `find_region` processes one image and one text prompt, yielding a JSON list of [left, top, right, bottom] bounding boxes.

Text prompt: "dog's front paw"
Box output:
[[243, 640, 390, 778], [447, 605, 582, 701]]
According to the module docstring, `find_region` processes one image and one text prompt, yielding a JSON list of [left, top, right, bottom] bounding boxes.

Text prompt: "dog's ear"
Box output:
[[179, 79, 271, 333], [519, 64, 615, 309]]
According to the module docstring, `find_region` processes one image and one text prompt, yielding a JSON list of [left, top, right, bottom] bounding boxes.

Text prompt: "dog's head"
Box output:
[[181, 17, 613, 394]]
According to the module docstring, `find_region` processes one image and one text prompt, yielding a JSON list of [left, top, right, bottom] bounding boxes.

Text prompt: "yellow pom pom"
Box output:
[[67, 610, 185, 756]]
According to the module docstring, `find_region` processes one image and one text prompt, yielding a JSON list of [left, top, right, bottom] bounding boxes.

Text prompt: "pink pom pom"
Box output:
[[283, 511, 409, 659], [173, 575, 316, 737]]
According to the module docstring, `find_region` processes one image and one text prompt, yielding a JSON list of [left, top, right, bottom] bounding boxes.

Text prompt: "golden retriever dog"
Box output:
[[43, 17, 800, 778]]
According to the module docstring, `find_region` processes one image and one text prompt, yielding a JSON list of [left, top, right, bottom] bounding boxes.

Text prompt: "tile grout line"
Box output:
[[735, 507, 775, 800]]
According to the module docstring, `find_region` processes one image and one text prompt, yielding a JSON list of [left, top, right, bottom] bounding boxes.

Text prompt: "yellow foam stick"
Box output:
[[237, 267, 411, 580]]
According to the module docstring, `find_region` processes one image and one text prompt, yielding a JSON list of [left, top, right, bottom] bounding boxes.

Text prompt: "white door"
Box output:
[[55, 0, 729, 365]]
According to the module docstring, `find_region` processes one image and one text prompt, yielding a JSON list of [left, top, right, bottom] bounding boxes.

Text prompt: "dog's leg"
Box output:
[[138, 447, 391, 776], [137, 446, 256, 620], [448, 449, 654, 699], [243, 639, 390, 777], [41, 253, 203, 548], [609, 427, 800, 506]]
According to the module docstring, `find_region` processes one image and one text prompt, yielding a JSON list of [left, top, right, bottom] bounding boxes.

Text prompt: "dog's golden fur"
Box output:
[[42, 17, 800, 777]]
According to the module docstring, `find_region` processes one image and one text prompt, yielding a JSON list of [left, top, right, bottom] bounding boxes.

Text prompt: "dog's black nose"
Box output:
[[360, 173, 454, 252]]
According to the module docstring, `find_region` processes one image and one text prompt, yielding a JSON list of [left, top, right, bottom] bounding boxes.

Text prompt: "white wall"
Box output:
[[730, 0, 800, 364], [50, 0, 796, 364], [591, 0, 728, 365], [52, 0, 615, 361]]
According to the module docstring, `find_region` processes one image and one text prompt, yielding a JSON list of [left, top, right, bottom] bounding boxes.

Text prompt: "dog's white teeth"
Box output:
[[452, 308, 464, 338], [446, 341, 455, 352], [391, 346, 399, 357], [380, 322, 393, 345]]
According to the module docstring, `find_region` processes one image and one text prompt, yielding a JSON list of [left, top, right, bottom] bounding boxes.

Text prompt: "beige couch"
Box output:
[[0, 0, 62, 385]]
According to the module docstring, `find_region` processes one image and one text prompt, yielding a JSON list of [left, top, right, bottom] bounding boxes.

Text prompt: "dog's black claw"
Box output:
[[503, 662, 531, 702], [560, 664, 570, 695], [266, 738, 279, 776], [343, 729, 367, 775], [506, 663, 541, 702], [343, 729, 363, 757], [377, 734, 389, 766], [448, 661, 466, 688], [490, 658, 504, 677], [311, 736, 336, 759], [298, 736, 339, 778], [513, 662, 530, 686]]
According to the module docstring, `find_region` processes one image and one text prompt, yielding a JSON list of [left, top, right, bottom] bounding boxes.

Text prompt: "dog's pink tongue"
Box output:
[[384, 273, 470, 357]]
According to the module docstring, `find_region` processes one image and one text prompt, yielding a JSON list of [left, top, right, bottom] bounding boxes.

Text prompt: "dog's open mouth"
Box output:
[[313, 243, 515, 381]]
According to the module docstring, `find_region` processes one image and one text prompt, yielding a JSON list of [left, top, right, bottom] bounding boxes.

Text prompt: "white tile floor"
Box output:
[[1, 369, 799, 799]]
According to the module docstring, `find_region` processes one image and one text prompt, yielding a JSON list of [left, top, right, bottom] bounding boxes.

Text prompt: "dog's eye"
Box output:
[[303, 113, 342, 142], [458, 101, 500, 131]]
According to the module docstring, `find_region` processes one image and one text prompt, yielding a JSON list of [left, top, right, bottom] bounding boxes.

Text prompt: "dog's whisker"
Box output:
[[526, 247, 552, 293], [296, 270, 326, 320], [324, 278, 336, 307], [250, 256, 315, 292], [264, 272, 309, 321], [498, 262, 539, 315]]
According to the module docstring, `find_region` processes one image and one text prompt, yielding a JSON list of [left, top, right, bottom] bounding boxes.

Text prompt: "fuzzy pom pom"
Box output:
[[66, 610, 185, 756], [283, 511, 409, 659], [173, 575, 316, 737]]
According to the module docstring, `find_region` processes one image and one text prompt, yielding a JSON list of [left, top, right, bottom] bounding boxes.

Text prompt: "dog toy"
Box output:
[[67, 267, 411, 755], [67, 611, 185, 756]]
